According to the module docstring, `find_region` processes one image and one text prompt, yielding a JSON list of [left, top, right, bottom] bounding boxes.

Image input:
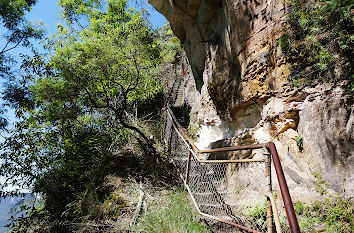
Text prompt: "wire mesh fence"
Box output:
[[164, 110, 276, 232]]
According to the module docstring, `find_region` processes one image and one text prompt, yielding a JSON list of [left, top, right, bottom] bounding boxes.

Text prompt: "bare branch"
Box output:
[[1, 37, 25, 54]]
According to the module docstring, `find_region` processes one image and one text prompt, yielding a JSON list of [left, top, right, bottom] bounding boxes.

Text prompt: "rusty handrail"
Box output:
[[166, 106, 267, 153], [167, 108, 265, 163], [165, 106, 300, 233], [267, 142, 300, 233]]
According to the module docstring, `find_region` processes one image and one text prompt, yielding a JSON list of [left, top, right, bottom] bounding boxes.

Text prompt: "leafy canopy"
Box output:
[[0, 0, 44, 130], [36, 0, 161, 132], [1, 2, 164, 231]]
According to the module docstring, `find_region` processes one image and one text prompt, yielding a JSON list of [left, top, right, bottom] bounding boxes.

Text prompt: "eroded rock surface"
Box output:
[[152, 0, 354, 201], [150, 0, 288, 116]]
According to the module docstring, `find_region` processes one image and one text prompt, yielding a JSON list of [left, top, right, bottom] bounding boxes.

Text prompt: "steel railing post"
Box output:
[[185, 151, 192, 185], [265, 152, 273, 233], [165, 106, 300, 233]]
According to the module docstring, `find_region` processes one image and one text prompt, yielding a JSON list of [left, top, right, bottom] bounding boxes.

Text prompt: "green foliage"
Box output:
[[12, 0, 164, 145], [295, 195, 353, 232], [0, 0, 170, 231], [0, 0, 44, 130], [0, 0, 36, 28], [312, 171, 328, 195], [294, 135, 303, 150], [321, 195, 354, 232], [156, 22, 182, 64], [187, 123, 199, 141], [279, 33, 290, 55], [281, 0, 353, 86], [240, 197, 267, 231], [0, 0, 43, 54], [294, 201, 304, 215], [35, 127, 117, 219], [137, 188, 210, 233], [49, 3, 161, 101], [0, 114, 59, 193], [293, 172, 354, 232]]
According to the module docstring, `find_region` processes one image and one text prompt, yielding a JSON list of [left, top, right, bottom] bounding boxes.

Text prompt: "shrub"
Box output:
[[281, 0, 353, 86], [137, 188, 210, 233], [240, 197, 267, 231], [295, 195, 353, 232], [294, 172, 354, 232]]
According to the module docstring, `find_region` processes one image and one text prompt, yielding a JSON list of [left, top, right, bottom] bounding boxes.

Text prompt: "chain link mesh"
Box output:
[[164, 111, 275, 232]]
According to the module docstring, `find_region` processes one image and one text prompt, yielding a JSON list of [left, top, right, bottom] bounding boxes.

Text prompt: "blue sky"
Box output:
[[1, 0, 166, 57], [28, 0, 166, 40], [1, 0, 167, 55], [0, 0, 167, 128], [0, 0, 167, 194], [0, 1, 167, 228]]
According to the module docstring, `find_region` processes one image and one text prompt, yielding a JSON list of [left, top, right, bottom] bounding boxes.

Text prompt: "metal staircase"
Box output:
[[163, 106, 301, 233]]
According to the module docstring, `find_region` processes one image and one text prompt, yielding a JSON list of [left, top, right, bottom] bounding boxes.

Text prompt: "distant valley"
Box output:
[[0, 195, 32, 233], [0, 197, 15, 233]]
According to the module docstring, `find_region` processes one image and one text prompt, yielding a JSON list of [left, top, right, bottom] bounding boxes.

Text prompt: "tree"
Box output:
[[1, 0, 162, 193], [36, 0, 161, 142], [0, 0, 44, 130], [0, 0, 43, 71], [0, 0, 165, 231]]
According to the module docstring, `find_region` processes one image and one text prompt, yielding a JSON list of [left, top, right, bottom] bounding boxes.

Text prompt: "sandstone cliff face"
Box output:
[[150, 0, 354, 201]]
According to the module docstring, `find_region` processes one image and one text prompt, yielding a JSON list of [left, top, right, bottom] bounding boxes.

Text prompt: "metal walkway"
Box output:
[[163, 106, 300, 233]]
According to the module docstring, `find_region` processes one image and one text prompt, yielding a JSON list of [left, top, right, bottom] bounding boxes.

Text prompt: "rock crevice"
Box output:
[[152, 0, 353, 200]]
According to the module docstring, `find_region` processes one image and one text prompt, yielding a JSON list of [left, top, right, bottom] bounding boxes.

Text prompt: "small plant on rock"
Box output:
[[294, 136, 303, 150], [293, 172, 354, 232]]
